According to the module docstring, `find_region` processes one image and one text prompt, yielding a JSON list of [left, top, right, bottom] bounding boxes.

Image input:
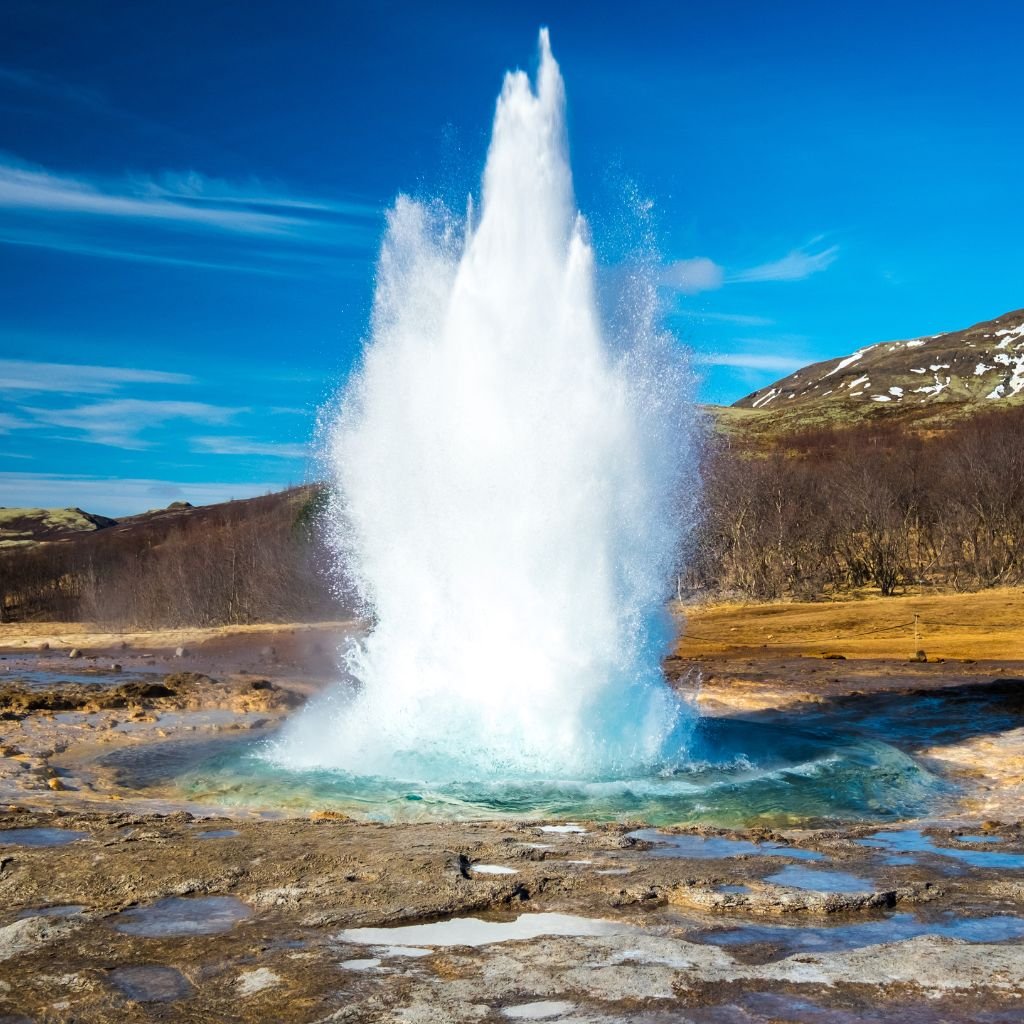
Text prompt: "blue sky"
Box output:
[[2, 1, 1022, 515]]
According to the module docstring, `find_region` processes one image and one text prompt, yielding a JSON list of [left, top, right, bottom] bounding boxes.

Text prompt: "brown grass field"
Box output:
[[1, 588, 1021, 663], [675, 587, 1024, 662]]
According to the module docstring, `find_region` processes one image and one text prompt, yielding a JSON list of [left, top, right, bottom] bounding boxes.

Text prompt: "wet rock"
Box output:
[[237, 967, 280, 996], [0, 916, 78, 961], [108, 965, 194, 1002]]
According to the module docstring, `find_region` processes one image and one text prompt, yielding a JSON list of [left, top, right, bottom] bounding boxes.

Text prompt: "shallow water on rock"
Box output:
[[0, 827, 87, 847], [337, 912, 628, 948], [108, 965, 194, 1002], [694, 909, 1024, 959], [762, 865, 875, 892], [195, 828, 239, 840], [628, 829, 826, 861], [112, 896, 252, 937], [16, 904, 86, 919], [2, 668, 162, 689], [857, 829, 1024, 869], [502, 1002, 578, 1020]]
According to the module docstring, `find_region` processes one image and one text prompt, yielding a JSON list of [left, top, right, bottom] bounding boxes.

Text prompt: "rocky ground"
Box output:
[[0, 619, 1022, 1021]]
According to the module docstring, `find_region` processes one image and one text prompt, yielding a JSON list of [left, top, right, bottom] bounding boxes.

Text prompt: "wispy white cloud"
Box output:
[[23, 399, 242, 449], [663, 240, 839, 295], [0, 359, 192, 396], [729, 242, 839, 284], [0, 230, 306, 276], [0, 154, 381, 272], [694, 351, 807, 373], [0, 411, 32, 433], [672, 310, 775, 326], [0, 66, 107, 111], [661, 256, 724, 295], [0, 161, 305, 235], [192, 436, 308, 459], [0, 472, 289, 518]]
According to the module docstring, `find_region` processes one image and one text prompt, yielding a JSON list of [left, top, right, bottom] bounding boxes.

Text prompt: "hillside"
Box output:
[[0, 507, 116, 549], [0, 486, 338, 625], [725, 308, 1024, 438]]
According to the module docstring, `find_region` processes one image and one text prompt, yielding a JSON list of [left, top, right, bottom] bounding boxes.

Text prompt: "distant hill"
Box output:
[[1, 489, 319, 553], [718, 308, 1024, 439], [0, 485, 336, 624], [0, 507, 116, 549]]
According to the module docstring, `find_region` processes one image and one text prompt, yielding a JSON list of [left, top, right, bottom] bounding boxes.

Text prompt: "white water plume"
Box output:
[[273, 30, 697, 783]]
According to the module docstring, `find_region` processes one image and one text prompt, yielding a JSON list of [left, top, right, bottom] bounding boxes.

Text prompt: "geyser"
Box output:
[[271, 31, 695, 784]]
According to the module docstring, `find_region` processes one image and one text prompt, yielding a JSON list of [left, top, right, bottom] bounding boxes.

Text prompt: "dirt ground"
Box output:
[[0, 596, 1022, 1022]]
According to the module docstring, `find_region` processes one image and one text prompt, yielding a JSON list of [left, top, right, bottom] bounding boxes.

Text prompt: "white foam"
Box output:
[[472, 864, 518, 875], [539, 825, 587, 834], [270, 29, 695, 783]]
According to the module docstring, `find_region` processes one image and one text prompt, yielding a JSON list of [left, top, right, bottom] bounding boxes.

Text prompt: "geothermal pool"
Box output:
[[175, 713, 940, 825]]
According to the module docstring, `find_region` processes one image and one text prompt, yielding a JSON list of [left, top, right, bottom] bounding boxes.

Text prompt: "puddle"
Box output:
[[628, 829, 825, 861], [716, 884, 751, 895], [956, 834, 1003, 844], [857, 829, 1024, 869], [764, 865, 874, 893], [696, 910, 1024, 960], [112, 896, 252, 937], [340, 958, 381, 971], [377, 945, 433, 957], [7, 669, 161, 689], [16, 905, 86, 919], [337, 912, 627, 948], [195, 829, 240, 840], [502, 1002, 578, 1020], [0, 827, 88, 847], [472, 864, 518, 875], [108, 965, 194, 1002]]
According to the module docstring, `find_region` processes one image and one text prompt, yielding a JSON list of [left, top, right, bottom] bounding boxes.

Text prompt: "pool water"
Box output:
[[171, 717, 943, 827], [111, 896, 252, 938]]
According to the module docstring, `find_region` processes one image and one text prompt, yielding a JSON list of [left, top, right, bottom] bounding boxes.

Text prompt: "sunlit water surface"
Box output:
[[174, 716, 942, 826]]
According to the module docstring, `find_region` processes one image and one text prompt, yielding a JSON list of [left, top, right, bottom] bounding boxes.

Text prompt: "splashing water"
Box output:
[[269, 31, 696, 787]]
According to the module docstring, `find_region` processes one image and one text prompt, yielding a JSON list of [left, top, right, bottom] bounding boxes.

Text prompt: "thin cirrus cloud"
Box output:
[[22, 398, 242, 449], [671, 310, 776, 327], [729, 243, 840, 284], [0, 411, 32, 433], [694, 351, 807, 373], [662, 241, 839, 295], [0, 472, 288, 518], [192, 436, 309, 459], [0, 155, 381, 273], [0, 358, 193, 395]]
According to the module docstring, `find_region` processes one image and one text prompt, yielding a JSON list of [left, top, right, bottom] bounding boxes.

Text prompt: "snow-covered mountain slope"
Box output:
[[734, 309, 1024, 418]]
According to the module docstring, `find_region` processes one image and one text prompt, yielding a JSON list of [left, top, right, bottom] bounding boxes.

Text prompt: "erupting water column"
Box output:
[[273, 30, 696, 787]]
